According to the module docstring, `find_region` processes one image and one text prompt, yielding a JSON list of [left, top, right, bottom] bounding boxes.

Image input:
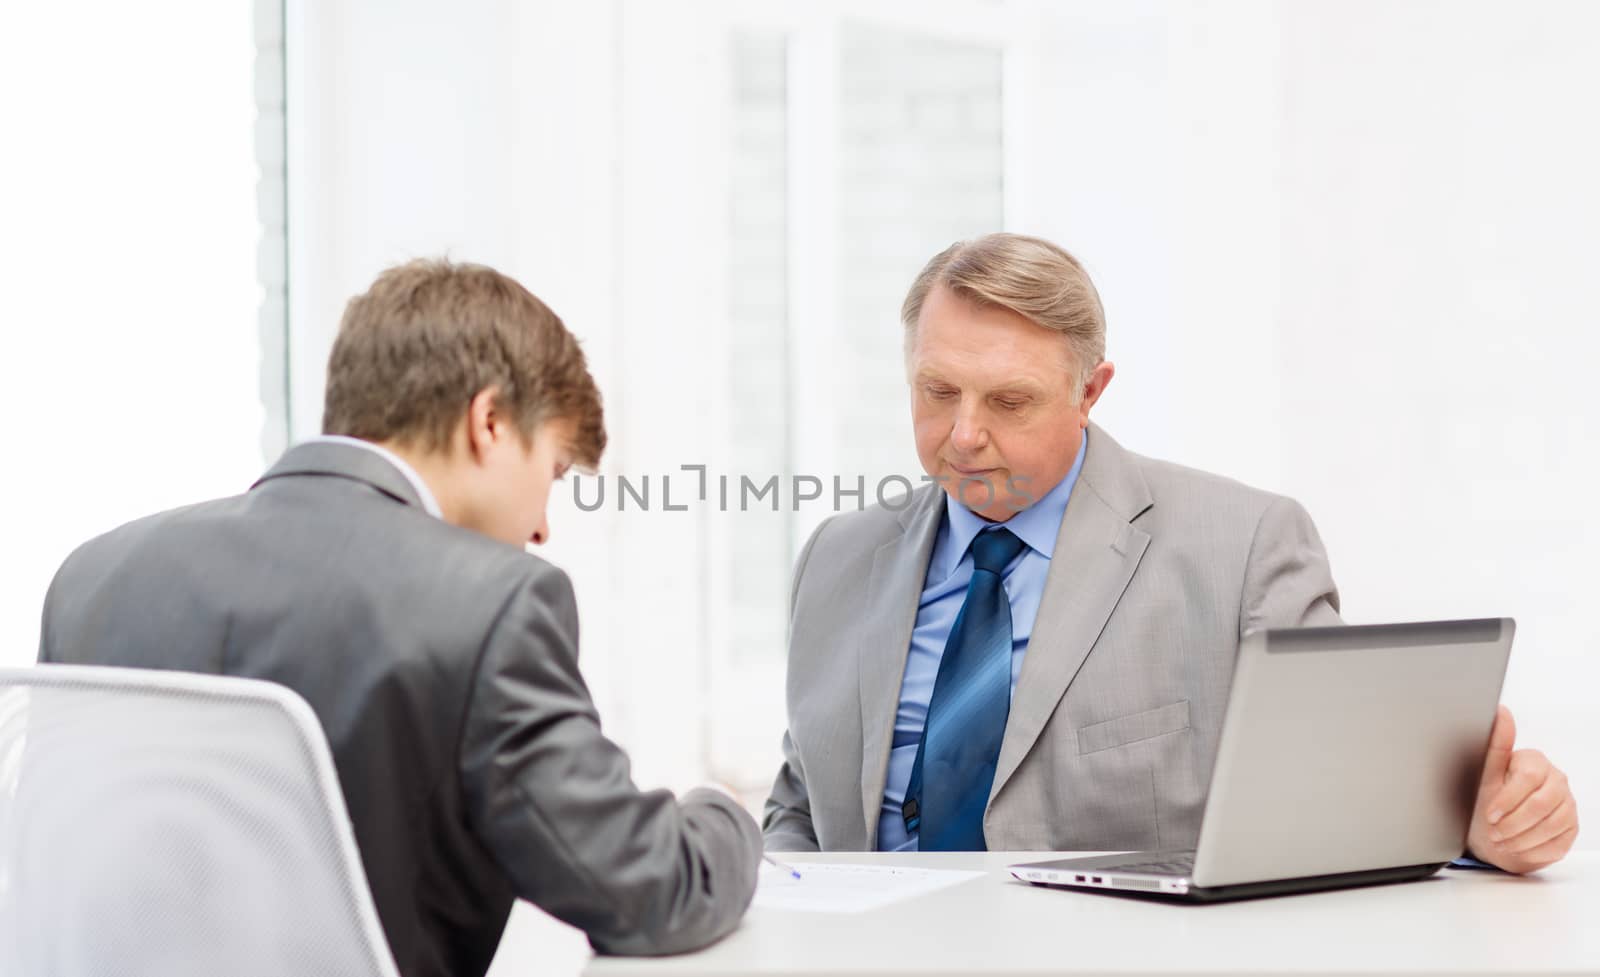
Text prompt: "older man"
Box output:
[[763, 233, 1577, 873]]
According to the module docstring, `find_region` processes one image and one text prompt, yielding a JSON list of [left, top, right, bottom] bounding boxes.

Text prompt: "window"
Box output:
[[705, 11, 1007, 790]]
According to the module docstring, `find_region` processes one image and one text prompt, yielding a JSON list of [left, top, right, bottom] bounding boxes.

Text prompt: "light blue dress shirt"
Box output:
[[877, 435, 1089, 851]]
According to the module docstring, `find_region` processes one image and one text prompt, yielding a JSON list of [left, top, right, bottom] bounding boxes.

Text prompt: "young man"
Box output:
[[764, 233, 1577, 873], [39, 260, 761, 977]]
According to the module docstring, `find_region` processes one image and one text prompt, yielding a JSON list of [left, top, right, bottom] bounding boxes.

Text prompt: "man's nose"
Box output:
[[950, 402, 989, 454]]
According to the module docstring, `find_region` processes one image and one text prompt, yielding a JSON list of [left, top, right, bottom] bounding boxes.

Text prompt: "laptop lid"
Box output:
[[1190, 618, 1513, 888]]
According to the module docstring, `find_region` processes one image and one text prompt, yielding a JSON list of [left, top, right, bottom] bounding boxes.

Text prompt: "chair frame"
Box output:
[[0, 664, 401, 977]]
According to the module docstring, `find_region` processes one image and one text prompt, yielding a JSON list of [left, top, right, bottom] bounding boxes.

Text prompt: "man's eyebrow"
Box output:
[[912, 370, 1051, 395], [990, 380, 1047, 396]]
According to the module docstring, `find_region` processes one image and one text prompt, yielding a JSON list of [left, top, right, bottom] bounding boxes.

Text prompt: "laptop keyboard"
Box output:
[[1099, 853, 1195, 876]]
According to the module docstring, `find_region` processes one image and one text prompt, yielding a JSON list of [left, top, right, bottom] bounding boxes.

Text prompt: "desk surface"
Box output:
[[582, 851, 1600, 976]]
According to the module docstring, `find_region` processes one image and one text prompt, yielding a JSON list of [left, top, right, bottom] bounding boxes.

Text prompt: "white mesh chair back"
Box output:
[[0, 665, 401, 977]]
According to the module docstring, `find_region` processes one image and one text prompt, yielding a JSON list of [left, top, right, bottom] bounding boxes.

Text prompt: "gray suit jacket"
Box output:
[[764, 423, 1341, 852], [40, 442, 760, 977]]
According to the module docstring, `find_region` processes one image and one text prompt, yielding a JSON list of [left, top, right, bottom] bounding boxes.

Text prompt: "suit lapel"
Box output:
[[990, 424, 1154, 802], [856, 485, 944, 845]]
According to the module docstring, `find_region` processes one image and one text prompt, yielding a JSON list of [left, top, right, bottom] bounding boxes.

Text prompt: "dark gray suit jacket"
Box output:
[[39, 442, 760, 977]]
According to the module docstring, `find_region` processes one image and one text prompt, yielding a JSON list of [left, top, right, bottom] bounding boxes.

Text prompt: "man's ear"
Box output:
[[1078, 361, 1115, 427], [465, 386, 504, 462]]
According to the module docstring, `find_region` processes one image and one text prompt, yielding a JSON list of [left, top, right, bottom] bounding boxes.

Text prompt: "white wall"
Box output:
[[1009, 0, 1287, 487], [1275, 0, 1600, 832], [1015, 0, 1599, 837], [0, 1, 262, 668]]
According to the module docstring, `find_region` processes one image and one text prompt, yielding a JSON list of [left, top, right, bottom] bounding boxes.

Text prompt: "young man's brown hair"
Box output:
[[323, 258, 606, 468]]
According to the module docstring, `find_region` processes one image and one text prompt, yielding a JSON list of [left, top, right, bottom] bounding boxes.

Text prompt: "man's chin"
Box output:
[[941, 475, 1010, 516]]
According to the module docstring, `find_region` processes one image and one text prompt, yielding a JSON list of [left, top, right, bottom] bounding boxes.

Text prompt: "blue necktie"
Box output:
[[903, 526, 1026, 851]]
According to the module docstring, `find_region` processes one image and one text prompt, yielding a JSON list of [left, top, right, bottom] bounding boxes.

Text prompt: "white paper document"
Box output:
[[753, 862, 985, 913]]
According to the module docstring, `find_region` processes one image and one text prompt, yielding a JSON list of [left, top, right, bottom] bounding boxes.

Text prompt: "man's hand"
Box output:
[[1465, 705, 1579, 873]]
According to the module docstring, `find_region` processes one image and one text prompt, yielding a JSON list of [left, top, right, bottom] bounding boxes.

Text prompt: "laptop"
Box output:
[[1010, 618, 1514, 902]]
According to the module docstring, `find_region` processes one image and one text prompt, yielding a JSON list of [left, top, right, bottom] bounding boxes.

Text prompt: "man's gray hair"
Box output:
[[902, 232, 1106, 395]]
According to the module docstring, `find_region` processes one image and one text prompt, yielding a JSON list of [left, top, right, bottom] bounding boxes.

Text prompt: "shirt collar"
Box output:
[[930, 431, 1089, 580], [301, 435, 444, 518]]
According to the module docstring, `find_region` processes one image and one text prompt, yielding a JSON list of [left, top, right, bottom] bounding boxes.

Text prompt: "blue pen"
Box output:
[[762, 854, 802, 879]]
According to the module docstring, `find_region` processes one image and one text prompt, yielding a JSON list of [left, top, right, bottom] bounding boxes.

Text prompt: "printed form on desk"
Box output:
[[753, 862, 985, 913]]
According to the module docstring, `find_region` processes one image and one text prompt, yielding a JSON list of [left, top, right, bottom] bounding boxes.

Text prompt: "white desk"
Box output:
[[581, 851, 1600, 976]]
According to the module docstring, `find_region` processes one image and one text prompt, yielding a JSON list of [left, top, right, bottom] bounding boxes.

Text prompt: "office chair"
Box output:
[[0, 664, 400, 977]]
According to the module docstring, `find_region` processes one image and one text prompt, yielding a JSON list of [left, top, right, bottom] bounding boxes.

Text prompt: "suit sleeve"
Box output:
[[1239, 495, 1344, 635], [458, 565, 761, 956], [762, 727, 820, 852], [761, 517, 830, 852]]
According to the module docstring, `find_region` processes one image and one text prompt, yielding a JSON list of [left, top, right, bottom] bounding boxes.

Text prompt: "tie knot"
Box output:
[[970, 527, 1024, 575]]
